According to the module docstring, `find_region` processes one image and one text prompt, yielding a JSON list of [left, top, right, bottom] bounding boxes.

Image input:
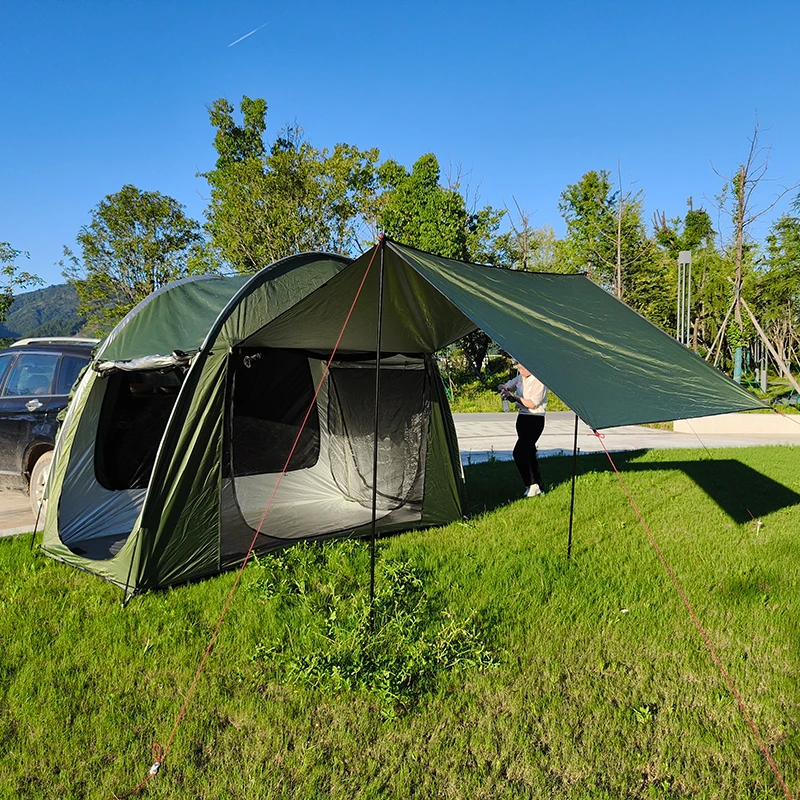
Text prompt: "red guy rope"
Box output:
[[111, 240, 383, 798], [592, 431, 793, 800], [773, 406, 800, 428]]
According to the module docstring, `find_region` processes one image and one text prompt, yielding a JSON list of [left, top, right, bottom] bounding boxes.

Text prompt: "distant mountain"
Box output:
[[0, 284, 85, 340]]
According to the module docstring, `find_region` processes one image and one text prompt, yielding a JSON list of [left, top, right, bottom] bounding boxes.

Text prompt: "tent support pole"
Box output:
[[567, 413, 579, 561], [29, 500, 43, 552], [369, 237, 386, 630], [122, 529, 142, 606]]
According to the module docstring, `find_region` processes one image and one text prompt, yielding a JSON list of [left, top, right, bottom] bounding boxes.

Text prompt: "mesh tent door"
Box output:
[[220, 350, 429, 555]]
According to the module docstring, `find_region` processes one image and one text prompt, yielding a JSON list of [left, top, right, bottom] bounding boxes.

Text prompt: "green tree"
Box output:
[[493, 201, 563, 273], [558, 170, 616, 284], [201, 96, 379, 271], [756, 205, 800, 373], [375, 153, 503, 379], [557, 169, 655, 300], [652, 203, 731, 351], [711, 123, 800, 381], [0, 242, 43, 323], [62, 185, 205, 334]]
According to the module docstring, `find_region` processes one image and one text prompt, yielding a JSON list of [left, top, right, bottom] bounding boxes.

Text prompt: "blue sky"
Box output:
[[3, 0, 800, 287]]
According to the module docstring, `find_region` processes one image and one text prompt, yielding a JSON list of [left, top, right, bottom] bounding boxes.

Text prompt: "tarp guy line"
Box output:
[[774, 407, 800, 429], [110, 242, 382, 798], [593, 432, 794, 800]]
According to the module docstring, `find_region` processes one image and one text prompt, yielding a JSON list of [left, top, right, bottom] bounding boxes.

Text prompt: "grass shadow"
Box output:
[[463, 452, 604, 515], [464, 450, 800, 524], [609, 453, 800, 524]]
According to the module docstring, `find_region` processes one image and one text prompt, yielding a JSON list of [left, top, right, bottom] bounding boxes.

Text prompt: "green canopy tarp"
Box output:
[[255, 240, 763, 429]]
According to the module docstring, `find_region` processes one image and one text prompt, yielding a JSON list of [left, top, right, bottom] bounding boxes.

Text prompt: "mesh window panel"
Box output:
[[327, 363, 427, 511], [231, 349, 320, 476], [95, 369, 183, 490]]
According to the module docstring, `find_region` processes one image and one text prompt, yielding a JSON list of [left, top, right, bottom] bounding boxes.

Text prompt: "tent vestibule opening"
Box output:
[[58, 367, 186, 560], [219, 348, 429, 558], [97, 368, 185, 491]]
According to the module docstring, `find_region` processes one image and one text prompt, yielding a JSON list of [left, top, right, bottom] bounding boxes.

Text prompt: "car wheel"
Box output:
[[30, 451, 53, 518]]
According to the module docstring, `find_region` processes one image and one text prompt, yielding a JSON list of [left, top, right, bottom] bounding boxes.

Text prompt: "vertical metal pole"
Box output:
[[675, 260, 683, 342], [734, 346, 743, 384], [369, 238, 386, 630], [681, 261, 686, 343], [681, 263, 686, 342], [686, 260, 692, 347], [677, 252, 692, 346], [567, 413, 579, 561]]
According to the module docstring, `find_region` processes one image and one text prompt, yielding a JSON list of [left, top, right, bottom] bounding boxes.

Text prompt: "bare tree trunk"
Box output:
[[741, 297, 800, 394], [716, 121, 799, 334], [616, 199, 623, 299], [708, 296, 737, 366], [507, 197, 533, 271], [615, 163, 624, 299], [733, 166, 746, 329]]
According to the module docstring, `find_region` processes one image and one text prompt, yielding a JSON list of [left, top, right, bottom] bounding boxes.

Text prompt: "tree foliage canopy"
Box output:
[[202, 96, 379, 272], [756, 202, 800, 367], [375, 153, 503, 379], [0, 242, 43, 323], [376, 154, 502, 261], [63, 184, 205, 334], [557, 169, 655, 300], [58, 103, 799, 387]]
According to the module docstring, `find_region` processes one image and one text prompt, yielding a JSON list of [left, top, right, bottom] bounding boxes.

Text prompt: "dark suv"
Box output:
[[0, 337, 97, 512]]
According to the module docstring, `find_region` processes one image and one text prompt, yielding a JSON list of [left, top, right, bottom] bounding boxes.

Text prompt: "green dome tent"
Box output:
[[39, 240, 762, 598]]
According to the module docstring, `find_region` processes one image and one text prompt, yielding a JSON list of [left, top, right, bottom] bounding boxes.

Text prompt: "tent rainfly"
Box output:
[[40, 240, 763, 596]]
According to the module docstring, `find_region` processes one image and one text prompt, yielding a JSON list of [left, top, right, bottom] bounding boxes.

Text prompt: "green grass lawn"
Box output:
[[1, 446, 799, 798]]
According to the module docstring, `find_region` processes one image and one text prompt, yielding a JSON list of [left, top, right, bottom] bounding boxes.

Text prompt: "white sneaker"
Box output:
[[527, 484, 543, 497]]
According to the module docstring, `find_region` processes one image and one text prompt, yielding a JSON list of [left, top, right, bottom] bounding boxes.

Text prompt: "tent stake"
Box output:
[[567, 413, 579, 561], [369, 237, 386, 630]]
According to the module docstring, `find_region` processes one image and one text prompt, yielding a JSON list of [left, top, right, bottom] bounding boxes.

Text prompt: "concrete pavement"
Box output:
[[2, 411, 798, 538], [0, 491, 38, 538], [455, 411, 800, 464]]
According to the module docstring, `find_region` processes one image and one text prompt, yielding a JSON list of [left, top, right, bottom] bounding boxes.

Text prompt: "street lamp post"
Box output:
[[677, 251, 692, 346]]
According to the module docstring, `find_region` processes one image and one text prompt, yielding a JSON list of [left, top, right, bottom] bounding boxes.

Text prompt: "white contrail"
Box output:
[[228, 22, 267, 47]]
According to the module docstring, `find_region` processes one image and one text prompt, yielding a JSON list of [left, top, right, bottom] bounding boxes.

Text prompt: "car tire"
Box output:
[[30, 451, 53, 519]]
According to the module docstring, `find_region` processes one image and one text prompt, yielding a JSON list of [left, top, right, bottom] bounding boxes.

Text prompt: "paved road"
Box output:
[[3, 411, 799, 538], [455, 411, 800, 464]]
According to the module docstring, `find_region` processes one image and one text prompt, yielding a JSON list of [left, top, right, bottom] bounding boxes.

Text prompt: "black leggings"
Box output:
[[513, 414, 545, 488]]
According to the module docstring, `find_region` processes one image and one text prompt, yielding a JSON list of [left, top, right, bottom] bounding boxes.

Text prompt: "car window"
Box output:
[[0, 354, 15, 393], [57, 355, 90, 395], [4, 354, 58, 397]]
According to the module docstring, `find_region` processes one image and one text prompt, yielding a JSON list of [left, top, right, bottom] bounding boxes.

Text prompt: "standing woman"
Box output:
[[499, 361, 548, 497]]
